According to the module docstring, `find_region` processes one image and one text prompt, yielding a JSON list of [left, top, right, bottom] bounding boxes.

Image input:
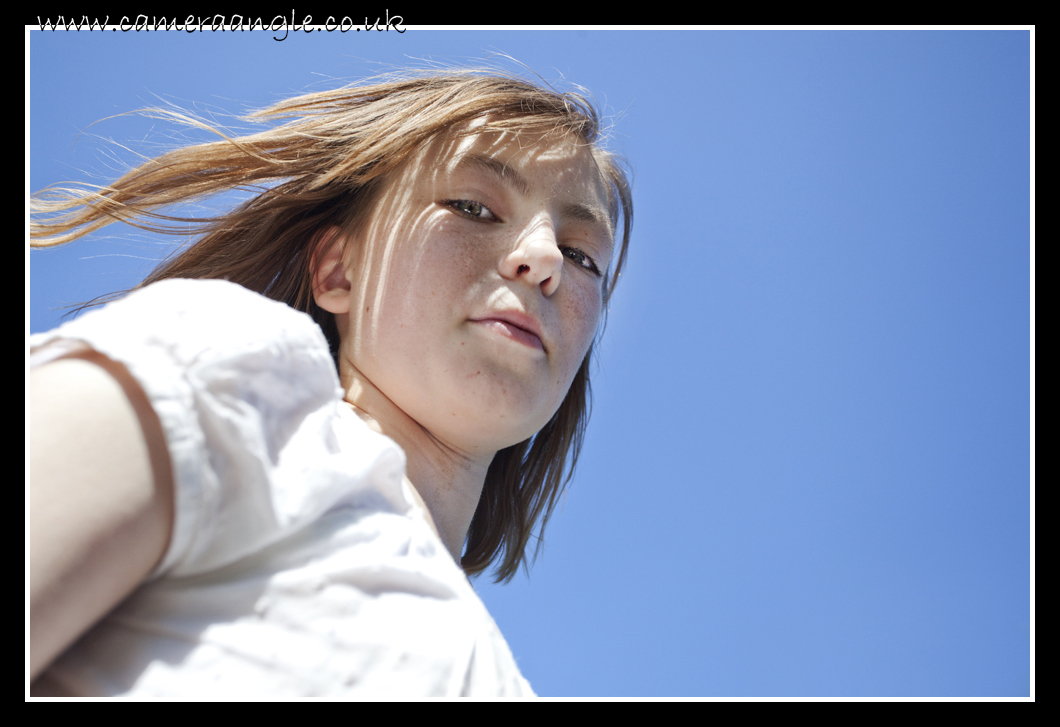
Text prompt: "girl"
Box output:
[[30, 70, 632, 697]]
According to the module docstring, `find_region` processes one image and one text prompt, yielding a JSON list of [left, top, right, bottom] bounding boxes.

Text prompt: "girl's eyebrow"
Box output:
[[456, 153, 614, 238], [560, 201, 615, 240], [456, 154, 532, 196]]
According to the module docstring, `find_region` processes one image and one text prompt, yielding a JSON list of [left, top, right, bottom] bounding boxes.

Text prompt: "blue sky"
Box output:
[[28, 28, 1032, 698]]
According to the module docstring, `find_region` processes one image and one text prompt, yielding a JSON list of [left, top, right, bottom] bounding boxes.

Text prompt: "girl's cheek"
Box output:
[[567, 286, 602, 353]]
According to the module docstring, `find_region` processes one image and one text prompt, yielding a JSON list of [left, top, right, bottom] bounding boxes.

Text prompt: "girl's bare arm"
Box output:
[[30, 352, 174, 680]]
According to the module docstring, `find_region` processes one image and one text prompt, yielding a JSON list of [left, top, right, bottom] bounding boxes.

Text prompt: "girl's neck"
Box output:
[[341, 376, 491, 564]]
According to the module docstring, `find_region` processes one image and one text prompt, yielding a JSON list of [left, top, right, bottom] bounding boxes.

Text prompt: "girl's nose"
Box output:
[[500, 220, 564, 297]]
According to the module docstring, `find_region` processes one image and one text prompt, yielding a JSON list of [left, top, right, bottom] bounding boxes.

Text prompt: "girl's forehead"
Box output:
[[415, 127, 607, 200], [448, 127, 587, 168]]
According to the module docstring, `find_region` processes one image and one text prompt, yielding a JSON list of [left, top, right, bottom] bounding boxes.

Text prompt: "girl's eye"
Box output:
[[562, 247, 602, 277], [445, 199, 497, 221]]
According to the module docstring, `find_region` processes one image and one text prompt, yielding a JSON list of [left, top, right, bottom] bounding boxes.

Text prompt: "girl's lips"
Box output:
[[471, 316, 545, 351]]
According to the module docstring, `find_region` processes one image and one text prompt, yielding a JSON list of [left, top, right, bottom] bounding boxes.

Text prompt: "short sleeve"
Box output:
[[30, 279, 404, 577]]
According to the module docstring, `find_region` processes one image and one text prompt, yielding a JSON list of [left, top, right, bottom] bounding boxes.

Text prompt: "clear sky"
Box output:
[[28, 27, 1033, 698]]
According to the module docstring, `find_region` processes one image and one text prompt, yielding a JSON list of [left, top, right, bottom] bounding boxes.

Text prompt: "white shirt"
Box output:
[[30, 279, 534, 698]]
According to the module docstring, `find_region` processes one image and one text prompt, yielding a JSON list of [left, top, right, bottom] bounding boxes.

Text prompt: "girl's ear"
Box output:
[[311, 227, 353, 315]]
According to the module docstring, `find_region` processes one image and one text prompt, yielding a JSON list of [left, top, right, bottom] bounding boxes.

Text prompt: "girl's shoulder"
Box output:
[[31, 279, 336, 386], [30, 278, 354, 581]]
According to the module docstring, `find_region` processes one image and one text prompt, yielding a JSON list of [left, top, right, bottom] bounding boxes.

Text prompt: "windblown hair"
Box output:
[[31, 69, 633, 582]]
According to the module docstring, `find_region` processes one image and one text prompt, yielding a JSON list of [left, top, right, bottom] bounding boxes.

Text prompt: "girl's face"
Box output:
[[336, 127, 614, 456]]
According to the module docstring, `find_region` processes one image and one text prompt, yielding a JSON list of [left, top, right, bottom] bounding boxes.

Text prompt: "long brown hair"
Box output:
[[31, 69, 633, 582]]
